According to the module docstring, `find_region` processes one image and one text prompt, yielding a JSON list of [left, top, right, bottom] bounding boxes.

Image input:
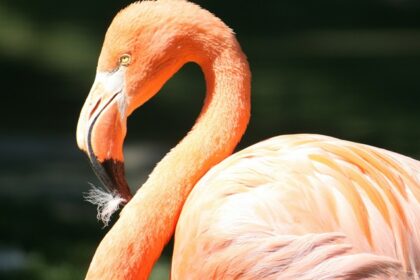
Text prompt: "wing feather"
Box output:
[[173, 134, 420, 279]]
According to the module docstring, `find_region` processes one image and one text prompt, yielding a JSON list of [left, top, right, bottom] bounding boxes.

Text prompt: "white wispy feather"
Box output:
[[84, 183, 126, 227]]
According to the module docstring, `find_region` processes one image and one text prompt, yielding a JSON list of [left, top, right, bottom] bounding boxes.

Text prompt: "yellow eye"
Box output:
[[119, 54, 131, 66]]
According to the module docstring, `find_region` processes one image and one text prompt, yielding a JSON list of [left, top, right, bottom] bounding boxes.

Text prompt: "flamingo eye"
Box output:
[[119, 54, 131, 66]]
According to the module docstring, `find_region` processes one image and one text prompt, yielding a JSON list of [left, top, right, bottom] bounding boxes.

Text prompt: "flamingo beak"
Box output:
[[76, 68, 133, 202]]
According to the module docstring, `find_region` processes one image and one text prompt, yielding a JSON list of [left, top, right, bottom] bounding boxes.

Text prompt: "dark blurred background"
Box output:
[[1, 0, 419, 279]]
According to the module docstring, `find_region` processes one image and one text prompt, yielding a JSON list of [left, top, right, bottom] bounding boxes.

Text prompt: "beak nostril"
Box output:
[[89, 98, 102, 119]]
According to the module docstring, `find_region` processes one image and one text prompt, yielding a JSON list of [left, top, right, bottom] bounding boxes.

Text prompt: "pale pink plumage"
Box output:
[[173, 134, 420, 279]]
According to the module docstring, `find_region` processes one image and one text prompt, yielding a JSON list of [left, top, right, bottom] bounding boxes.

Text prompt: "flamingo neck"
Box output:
[[86, 33, 250, 280]]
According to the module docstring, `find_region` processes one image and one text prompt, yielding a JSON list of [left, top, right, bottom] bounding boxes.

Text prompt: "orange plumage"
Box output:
[[76, 1, 420, 279]]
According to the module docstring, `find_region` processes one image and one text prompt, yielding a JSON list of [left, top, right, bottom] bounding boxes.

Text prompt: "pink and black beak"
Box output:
[[77, 68, 133, 202]]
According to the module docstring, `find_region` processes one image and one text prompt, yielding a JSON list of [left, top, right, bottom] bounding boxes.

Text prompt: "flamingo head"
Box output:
[[76, 2, 191, 210]]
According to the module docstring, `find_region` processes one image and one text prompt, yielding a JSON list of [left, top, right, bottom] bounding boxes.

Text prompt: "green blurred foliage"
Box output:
[[0, 0, 419, 279]]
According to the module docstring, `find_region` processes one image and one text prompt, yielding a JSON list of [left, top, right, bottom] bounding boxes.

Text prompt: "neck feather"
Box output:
[[86, 26, 250, 280]]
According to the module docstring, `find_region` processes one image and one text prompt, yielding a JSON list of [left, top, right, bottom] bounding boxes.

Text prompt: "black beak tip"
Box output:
[[102, 159, 133, 200], [88, 155, 133, 201]]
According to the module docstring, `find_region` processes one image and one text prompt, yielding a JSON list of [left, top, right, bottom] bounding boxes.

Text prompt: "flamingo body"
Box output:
[[174, 134, 420, 279], [75, 1, 420, 279]]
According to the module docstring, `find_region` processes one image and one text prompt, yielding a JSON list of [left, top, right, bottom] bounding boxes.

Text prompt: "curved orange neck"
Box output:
[[86, 14, 250, 280]]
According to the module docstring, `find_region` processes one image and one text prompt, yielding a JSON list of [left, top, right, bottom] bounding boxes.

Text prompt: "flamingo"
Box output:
[[76, 0, 420, 279]]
